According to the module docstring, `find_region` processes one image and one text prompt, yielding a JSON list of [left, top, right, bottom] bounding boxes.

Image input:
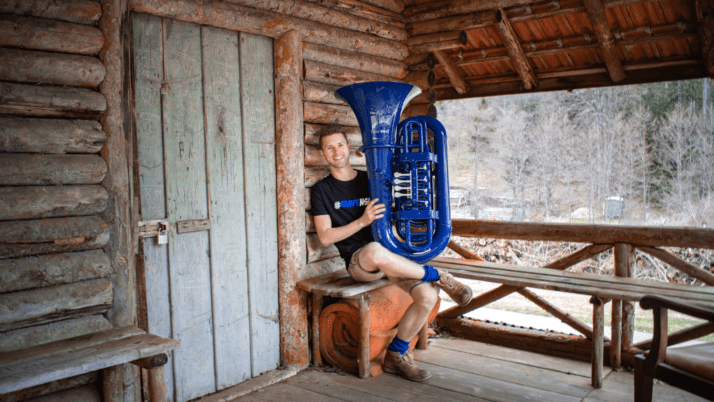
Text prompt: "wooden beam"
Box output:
[[303, 43, 407, 79], [496, 9, 538, 89], [506, 0, 647, 24], [0, 154, 107, 186], [451, 219, 714, 250], [637, 246, 714, 286], [582, 0, 626, 82], [591, 296, 604, 388], [275, 30, 310, 369], [410, 40, 464, 54], [0, 82, 106, 119], [405, 0, 540, 22], [0, 48, 106, 88], [303, 0, 406, 27], [303, 60, 393, 87], [0, 117, 106, 154], [304, 101, 359, 126], [434, 63, 707, 102], [695, 0, 714, 75], [432, 50, 469, 94], [0, 14, 104, 56], [222, 0, 405, 41], [447, 240, 486, 261], [129, 0, 408, 61], [632, 322, 714, 350], [403, 70, 435, 90], [406, 10, 499, 36], [517, 288, 596, 339], [406, 30, 467, 46], [0, 185, 108, 221], [0, 0, 102, 25], [0, 217, 110, 259]]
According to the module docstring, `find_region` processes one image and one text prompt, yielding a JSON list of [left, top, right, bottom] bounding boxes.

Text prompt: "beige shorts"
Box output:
[[347, 245, 426, 294]]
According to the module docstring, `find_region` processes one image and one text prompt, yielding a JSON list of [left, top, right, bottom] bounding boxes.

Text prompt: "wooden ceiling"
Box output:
[[400, 0, 713, 100]]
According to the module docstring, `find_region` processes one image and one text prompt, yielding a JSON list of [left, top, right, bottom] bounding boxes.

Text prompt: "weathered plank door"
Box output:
[[132, 14, 279, 402]]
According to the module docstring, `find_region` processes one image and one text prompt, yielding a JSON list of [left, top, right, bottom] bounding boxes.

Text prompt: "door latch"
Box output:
[[136, 219, 169, 246]]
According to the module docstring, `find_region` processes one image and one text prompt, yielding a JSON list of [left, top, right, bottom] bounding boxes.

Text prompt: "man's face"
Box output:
[[320, 133, 350, 169]]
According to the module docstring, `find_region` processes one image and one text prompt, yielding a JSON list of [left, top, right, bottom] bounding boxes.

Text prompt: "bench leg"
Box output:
[[312, 294, 323, 366], [148, 366, 168, 402], [590, 296, 604, 388], [610, 299, 622, 369], [102, 365, 124, 402], [358, 294, 370, 379], [417, 321, 429, 350]]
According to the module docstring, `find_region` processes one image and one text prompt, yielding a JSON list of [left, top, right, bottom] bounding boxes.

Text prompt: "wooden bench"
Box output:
[[430, 257, 714, 388], [297, 270, 430, 379], [0, 326, 179, 401]]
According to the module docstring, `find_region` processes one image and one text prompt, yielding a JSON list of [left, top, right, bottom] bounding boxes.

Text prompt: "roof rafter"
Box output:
[[432, 50, 469, 94], [495, 8, 538, 89], [582, 0, 626, 82], [695, 0, 714, 75]]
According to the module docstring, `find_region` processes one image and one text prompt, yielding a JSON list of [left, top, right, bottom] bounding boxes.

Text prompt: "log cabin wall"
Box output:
[[0, 1, 124, 401]]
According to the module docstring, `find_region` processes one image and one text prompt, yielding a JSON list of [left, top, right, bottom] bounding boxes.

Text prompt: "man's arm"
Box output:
[[314, 198, 385, 247]]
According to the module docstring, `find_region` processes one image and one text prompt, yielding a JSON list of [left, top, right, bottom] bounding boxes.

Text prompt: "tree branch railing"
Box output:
[[442, 219, 714, 368]]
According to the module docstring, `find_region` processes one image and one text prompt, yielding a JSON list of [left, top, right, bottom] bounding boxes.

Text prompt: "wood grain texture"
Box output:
[[451, 219, 714, 249], [0, 82, 106, 119], [8, 384, 101, 402], [162, 19, 215, 401], [0, 48, 106, 88], [0, 154, 107, 186], [222, 0, 405, 41], [303, 43, 407, 79], [0, 372, 98, 402], [131, 14, 174, 400], [0, 14, 104, 55], [0, 117, 106, 154], [302, 81, 347, 105], [0, 185, 108, 221], [240, 31, 281, 377], [0, 216, 109, 259], [0, 0, 102, 25], [0, 250, 112, 294], [304, 166, 331, 187], [303, 102, 359, 126], [0, 278, 113, 333], [275, 29, 309, 368], [0, 315, 111, 353], [304, 60, 393, 87], [406, 10, 499, 36], [202, 25, 251, 387], [0, 326, 179, 394], [130, 0, 408, 61]]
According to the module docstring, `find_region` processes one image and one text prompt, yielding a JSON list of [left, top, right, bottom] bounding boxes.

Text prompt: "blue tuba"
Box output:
[[335, 81, 451, 264]]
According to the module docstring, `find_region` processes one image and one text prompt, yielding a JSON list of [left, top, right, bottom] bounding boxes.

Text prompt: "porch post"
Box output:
[[275, 29, 309, 368]]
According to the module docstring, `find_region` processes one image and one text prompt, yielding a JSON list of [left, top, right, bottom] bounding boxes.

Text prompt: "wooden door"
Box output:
[[132, 14, 279, 402]]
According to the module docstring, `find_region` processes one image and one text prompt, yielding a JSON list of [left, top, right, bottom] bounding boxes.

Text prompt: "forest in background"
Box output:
[[437, 78, 714, 229]]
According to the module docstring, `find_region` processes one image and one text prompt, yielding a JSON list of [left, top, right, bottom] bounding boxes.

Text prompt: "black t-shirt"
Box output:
[[311, 170, 374, 266]]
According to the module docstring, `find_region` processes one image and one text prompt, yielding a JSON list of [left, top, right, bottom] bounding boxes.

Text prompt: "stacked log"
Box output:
[[0, 3, 111, 400]]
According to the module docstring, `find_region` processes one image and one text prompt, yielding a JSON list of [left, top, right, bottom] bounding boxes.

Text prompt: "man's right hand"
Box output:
[[360, 198, 386, 227]]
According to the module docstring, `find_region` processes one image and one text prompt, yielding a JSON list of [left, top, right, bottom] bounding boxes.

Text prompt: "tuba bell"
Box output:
[[335, 81, 451, 264]]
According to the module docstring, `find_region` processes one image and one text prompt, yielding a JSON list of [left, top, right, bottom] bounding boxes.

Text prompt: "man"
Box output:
[[311, 127, 474, 382]]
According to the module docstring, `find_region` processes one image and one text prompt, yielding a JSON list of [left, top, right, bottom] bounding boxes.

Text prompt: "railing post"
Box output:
[[615, 243, 635, 355]]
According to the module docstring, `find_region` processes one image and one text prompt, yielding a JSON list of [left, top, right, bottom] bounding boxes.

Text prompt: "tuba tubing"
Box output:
[[335, 81, 451, 264]]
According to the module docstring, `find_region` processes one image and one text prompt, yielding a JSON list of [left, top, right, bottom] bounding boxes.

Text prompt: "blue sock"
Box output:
[[421, 265, 440, 282], [387, 336, 410, 355]]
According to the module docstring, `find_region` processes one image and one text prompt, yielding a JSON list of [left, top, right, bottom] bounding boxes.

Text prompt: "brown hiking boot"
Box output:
[[383, 350, 431, 382], [435, 271, 473, 306]]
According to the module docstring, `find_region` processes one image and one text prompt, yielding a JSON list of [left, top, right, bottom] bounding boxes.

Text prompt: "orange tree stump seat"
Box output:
[[297, 269, 439, 379], [0, 326, 179, 401]]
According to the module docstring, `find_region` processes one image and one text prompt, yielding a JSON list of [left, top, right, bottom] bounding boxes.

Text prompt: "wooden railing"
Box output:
[[440, 219, 714, 368]]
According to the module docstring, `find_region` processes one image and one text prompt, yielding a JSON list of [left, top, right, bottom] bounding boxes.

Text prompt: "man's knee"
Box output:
[[359, 242, 392, 267], [410, 283, 439, 309]]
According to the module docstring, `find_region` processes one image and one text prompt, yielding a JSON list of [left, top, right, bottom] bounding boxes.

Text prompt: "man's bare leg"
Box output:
[[396, 283, 438, 341], [356, 242, 427, 279]]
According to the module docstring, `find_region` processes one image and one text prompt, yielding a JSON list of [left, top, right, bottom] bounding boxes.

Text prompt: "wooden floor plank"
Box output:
[[429, 337, 592, 378], [236, 383, 347, 402], [322, 369, 488, 402], [413, 345, 593, 398], [581, 370, 709, 402], [417, 361, 582, 402], [286, 371, 392, 402]]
